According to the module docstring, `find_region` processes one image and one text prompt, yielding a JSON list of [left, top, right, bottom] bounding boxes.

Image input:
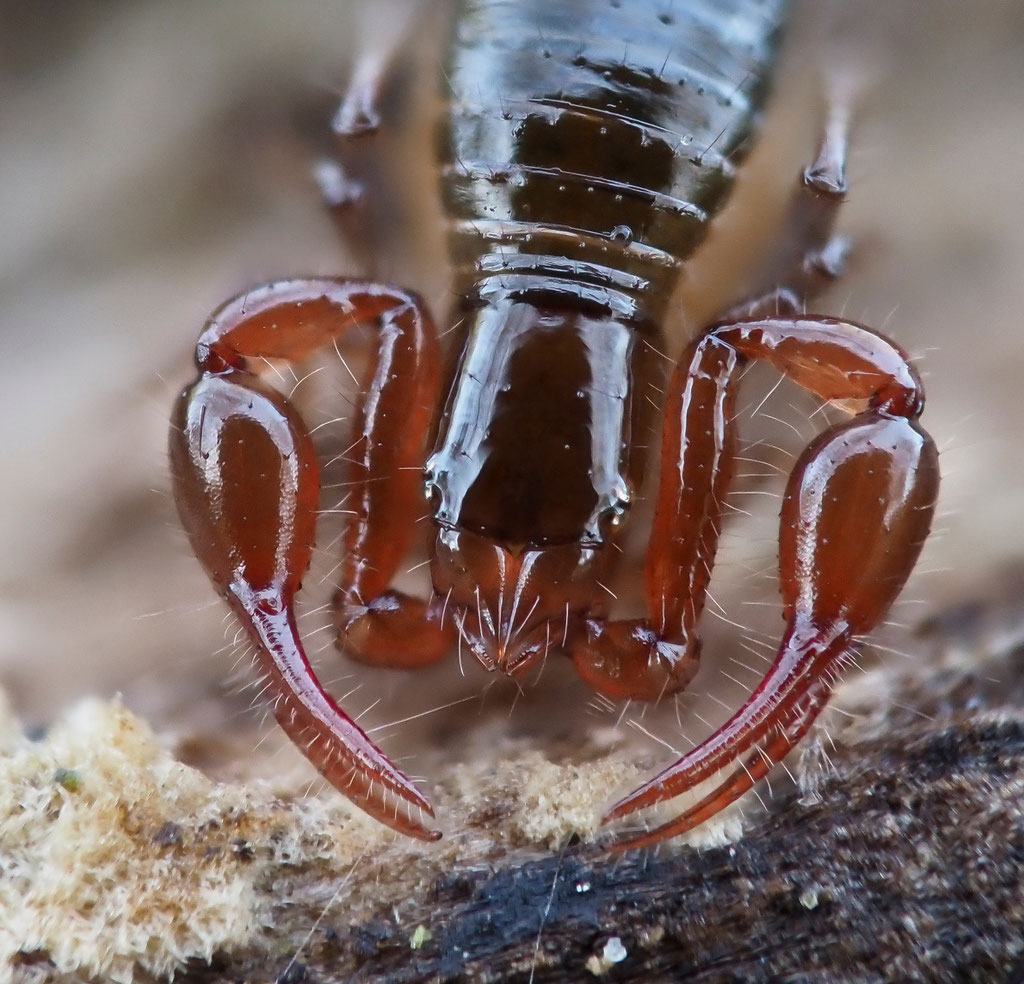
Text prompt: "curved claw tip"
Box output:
[[601, 783, 661, 825], [601, 809, 697, 853], [599, 792, 692, 851], [395, 814, 442, 843], [357, 801, 442, 843], [380, 815, 442, 843]]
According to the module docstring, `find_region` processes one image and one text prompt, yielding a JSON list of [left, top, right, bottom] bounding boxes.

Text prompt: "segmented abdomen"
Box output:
[[441, 0, 789, 316]]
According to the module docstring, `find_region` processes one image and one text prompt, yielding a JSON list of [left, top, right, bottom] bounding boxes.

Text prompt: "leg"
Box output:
[[331, 50, 390, 138], [315, 52, 392, 263], [576, 316, 938, 842], [170, 278, 454, 840], [723, 95, 853, 321], [316, 11, 422, 277]]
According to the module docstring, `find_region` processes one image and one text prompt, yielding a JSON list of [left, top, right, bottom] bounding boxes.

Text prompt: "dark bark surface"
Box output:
[[173, 601, 1024, 984]]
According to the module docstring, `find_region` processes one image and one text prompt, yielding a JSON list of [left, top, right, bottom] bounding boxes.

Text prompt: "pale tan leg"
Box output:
[[722, 96, 854, 321]]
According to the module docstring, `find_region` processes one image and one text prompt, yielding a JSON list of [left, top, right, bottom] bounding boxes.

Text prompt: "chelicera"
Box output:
[[170, 0, 938, 848]]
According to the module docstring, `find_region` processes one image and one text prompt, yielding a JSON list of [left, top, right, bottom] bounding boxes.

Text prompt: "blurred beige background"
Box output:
[[1, 1, 1023, 788]]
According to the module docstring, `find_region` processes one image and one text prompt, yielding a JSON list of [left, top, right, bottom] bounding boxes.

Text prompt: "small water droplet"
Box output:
[[610, 225, 633, 244]]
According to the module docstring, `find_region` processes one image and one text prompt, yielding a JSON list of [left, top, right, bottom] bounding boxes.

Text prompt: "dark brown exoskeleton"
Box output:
[[170, 0, 938, 847]]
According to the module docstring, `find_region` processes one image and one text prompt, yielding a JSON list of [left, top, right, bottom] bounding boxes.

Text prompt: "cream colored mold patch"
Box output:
[[0, 696, 270, 982]]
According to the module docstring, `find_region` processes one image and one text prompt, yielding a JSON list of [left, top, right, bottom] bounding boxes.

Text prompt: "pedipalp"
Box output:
[[600, 316, 938, 840], [170, 278, 452, 839]]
